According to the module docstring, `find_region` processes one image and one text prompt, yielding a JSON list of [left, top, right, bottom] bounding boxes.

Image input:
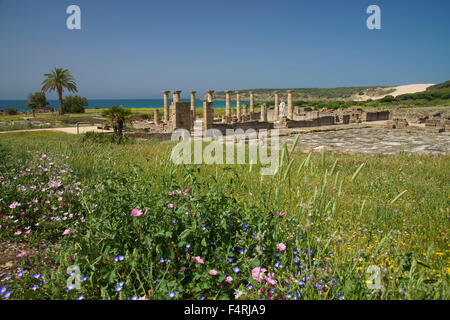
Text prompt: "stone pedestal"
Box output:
[[172, 101, 192, 132], [154, 109, 159, 125], [203, 101, 214, 133], [260, 104, 267, 122], [162, 91, 170, 123]]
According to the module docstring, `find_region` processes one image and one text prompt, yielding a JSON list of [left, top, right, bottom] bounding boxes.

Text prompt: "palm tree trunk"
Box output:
[[58, 88, 64, 115]]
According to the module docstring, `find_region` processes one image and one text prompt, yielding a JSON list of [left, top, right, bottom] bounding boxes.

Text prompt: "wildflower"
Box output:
[[160, 258, 165, 263], [33, 274, 41, 279], [168, 292, 175, 298], [1, 276, 11, 282], [209, 270, 218, 276], [277, 243, 286, 251], [199, 296, 205, 300], [279, 211, 285, 217], [77, 295, 85, 300], [274, 262, 282, 268], [17, 270, 25, 277], [233, 267, 240, 273], [9, 202, 21, 209], [168, 203, 174, 209], [30, 286, 38, 291], [66, 284, 75, 291], [81, 276, 88, 282], [115, 286, 123, 292], [131, 208, 144, 217], [251, 267, 267, 282], [265, 273, 277, 286], [131, 296, 138, 300], [184, 244, 191, 251], [0, 286, 6, 294], [226, 276, 233, 283], [114, 255, 125, 262], [62, 228, 71, 236], [2, 291, 11, 299], [16, 251, 28, 259], [192, 256, 204, 264]]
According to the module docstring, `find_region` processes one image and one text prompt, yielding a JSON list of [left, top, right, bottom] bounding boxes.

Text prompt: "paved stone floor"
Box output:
[[282, 127, 449, 155]]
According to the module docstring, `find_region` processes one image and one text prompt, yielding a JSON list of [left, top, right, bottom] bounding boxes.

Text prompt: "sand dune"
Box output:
[[353, 83, 435, 101]]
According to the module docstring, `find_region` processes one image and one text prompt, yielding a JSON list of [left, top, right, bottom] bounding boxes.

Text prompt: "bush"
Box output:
[[62, 95, 88, 113], [4, 107, 18, 115]]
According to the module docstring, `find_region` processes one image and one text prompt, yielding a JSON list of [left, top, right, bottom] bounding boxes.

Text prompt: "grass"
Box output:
[[0, 131, 448, 300]]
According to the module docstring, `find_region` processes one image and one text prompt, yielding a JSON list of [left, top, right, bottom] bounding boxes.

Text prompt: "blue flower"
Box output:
[[2, 291, 11, 299], [81, 276, 88, 282], [166, 259, 171, 263], [185, 211, 189, 215], [184, 244, 191, 251], [0, 286, 7, 294], [33, 273, 41, 279], [1, 276, 11, 281], [168, 292, 175, 298], [66, 284, 75, 291], [246, 284, 253, 290], [37, 281, 46, 286], [233, 267, 240, 273], [115, 286, 123, 292], [160, 258, 165, 263], [201, 226, 207, 231], [131, 296, 138, 300], [30, 285, 38, 291], [293, 258, 299, 263], [17, 270, 25, 277], [171, 219, 176, 224], [118, 281, 124, 286], [293, 250, 298, 255], [199, 296, 205, 300], [274, 262, 282, 268], [77, 295, 85, 300], [119, 255, 125, 261], [149, 246, 153, 249], [286, 293, 292, 299]]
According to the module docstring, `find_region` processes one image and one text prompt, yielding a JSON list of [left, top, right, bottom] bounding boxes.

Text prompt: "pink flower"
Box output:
[[209, 269, 218, 276], [9, 202, 21, 209], [16, 251, 28, 259], [14, 230, 22, 235], [131, 208, 148, 217], [192, 256, 204, 264], [168, 203, 174, 209], [277, 243, 286, 251], [265, 273, 277, 286], [184, 189, 190, 193], [251, 267, 267, 282], [279, 211, 285, 217], [226, 276, 233, 283], [62, 228, 70, 236]]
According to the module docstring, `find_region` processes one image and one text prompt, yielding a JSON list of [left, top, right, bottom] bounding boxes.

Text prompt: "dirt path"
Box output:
[[0, 126, 113, 135]]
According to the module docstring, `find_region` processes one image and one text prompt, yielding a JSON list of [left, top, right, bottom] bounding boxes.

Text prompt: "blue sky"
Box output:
[[0, 0, 449, 99]]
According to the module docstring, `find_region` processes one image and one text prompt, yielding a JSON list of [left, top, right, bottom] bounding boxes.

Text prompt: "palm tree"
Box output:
[[41, 68, 78, 115], [102, 106, 132, 137]]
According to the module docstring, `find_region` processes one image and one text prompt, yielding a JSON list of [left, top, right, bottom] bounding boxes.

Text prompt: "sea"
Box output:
[[0, 99, 248, 112]]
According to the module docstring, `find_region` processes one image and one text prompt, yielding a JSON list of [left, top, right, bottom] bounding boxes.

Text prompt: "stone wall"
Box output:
[[171, 102, 192, 132]]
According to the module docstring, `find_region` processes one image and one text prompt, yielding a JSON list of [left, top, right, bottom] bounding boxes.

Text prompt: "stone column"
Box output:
[[207, 90, 215, 103], [274, 91, 280, 121], [249, 91, 255, 120], [225, 90, 232, 123], [236, 90, 241, 122], [243, 104, 248, 121], [190, 91, 196, 125], [287, 90, 294, 119], [154, 109, 159, 125], [260, 104, 267, 122], [173, 90, 182, 103], [162, 90, 170, 123]]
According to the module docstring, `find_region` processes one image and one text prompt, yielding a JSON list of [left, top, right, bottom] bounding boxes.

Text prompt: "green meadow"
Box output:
[[0, 131, 448, 300]]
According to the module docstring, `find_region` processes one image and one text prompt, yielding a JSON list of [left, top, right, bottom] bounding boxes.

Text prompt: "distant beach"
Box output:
[[0, 99, 248, 112]]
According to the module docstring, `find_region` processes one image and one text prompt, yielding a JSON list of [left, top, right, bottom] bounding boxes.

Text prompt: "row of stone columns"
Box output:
[[224, 90, 256, 123]]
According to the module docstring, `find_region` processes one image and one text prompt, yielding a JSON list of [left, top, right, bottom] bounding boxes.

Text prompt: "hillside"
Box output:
[[204, 85, 434, 102]]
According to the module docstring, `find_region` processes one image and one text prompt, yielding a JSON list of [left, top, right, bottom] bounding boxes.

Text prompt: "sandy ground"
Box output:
[[353, 83, 435, 101], [0, 126, 113, 135]]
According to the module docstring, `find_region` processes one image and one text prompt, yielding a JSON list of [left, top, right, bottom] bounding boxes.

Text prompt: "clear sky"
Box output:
[[0, 0, 449, 99]]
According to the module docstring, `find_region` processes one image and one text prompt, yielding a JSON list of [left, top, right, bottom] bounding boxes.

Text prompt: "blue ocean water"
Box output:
[[0, 99, 248, 111]]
